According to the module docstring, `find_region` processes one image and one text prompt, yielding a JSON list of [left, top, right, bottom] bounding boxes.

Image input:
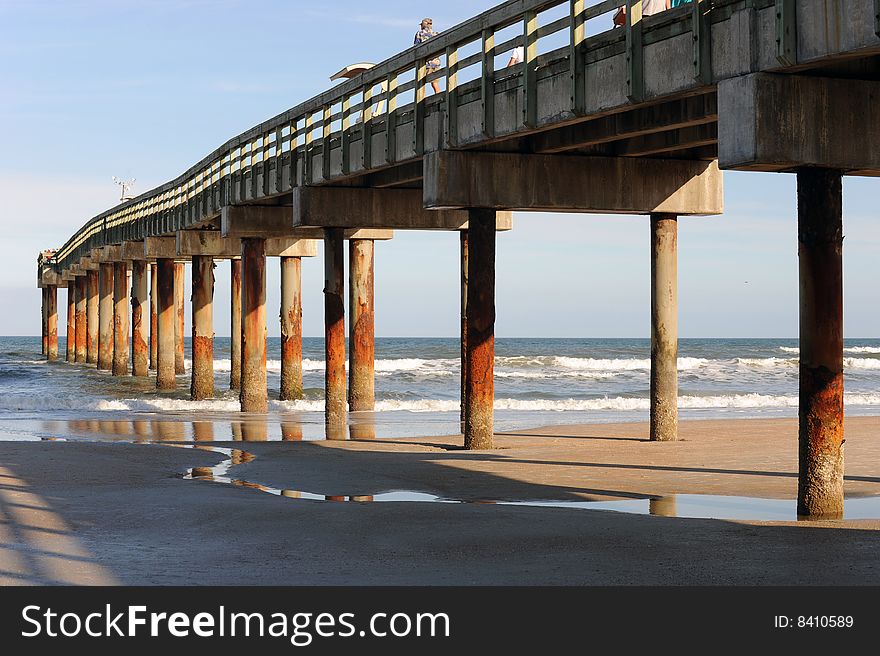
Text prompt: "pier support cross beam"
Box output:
[[348, 239, 375, 412], [240, 238, 268, 413], [191, 255, 215, 401], [650, 214, 679, 442], [797, 168, 844, 520], [464, 210, 496, 450], [324, 228, 346, 437]]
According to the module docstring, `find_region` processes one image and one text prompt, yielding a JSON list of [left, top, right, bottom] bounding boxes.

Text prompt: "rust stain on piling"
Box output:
[[174, 263, 186, 375], [66, 283, 76, 362], [230, 259, 242, 392], [156, 259, 177, 390], [86, 270, 99, 364], [131, 261, 149, 377], [797, 168, 844, 519], [75, 277, 87, 362], [324, 229, 346, 430], [348, 240, 375, 411], [190, 256, 215, 401], [46, 287, 58, 361], [240, 239, 267, 413], [150, 263, 158, 371], [280, 257, 303, 401], [464, 211, 495, 450], [98, 263, 114, 371], [112, 262, 129, 377]]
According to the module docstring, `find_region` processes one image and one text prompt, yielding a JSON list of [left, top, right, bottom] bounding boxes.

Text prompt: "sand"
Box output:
[[1, 416, 879, 585]]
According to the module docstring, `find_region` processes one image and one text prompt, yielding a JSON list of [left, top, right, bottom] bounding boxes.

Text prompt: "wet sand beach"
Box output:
[[1, 416, 879, 585]]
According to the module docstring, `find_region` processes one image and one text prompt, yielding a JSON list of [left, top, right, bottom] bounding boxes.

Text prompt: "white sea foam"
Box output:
[[779, 347, 800, 354], [846, 357, 880, 370], [736, 357, 798, 368], [846, 347, 880, 354]]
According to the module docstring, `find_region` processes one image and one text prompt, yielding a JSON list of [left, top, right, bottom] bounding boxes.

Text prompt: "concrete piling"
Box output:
[[174, 262, 186, 375], [230, 259, 242, 391], [348, 239, 375, 411], [280, 256, 303, 401], [460, 230, 468, 433], [324, 228, 346, 432], [131, 260, 149, 377], [191, 255, 215, 401], [66, 282, 76, 362], [46, 286, 58, 361], [75, 277, 87, 363], [240, 238, 267, 413], [112, 262, 130, 376], [41, 288, 47, 356], [150, 263, 158, 371], [650, 214, 679, 442], [98, 263, 114, 371], [797, 168, 844, 519], [464, 209, 496, 450], [86, 270, 99, 365], [156, 258, 177, 391]]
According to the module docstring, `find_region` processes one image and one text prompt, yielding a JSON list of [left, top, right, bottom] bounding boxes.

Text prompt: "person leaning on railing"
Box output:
[[613, 0, 674, 27], [414, 17, 442, 94]]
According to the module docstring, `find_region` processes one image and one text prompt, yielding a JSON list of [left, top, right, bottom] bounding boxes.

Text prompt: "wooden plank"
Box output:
[[482, 28, 496, 138], [625, 0, 644, 102], [523, 10, 539, 128], [570, 0, 586, 116]]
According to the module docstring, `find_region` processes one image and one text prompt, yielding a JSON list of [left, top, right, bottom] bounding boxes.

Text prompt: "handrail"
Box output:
[[49, 0, 751, 270]]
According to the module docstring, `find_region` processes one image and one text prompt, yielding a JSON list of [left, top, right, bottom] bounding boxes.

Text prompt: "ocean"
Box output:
[[1, 336, 879, 441]]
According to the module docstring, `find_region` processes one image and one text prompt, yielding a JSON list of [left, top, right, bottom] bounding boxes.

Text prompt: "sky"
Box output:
[[1, 0, 878, 338]]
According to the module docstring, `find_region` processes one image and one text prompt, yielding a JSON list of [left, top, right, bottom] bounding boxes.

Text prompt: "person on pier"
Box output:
[[413, 18, 442, 94]]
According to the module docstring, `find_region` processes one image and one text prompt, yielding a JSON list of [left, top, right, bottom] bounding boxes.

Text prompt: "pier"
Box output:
[[35, 0, 880, 519]]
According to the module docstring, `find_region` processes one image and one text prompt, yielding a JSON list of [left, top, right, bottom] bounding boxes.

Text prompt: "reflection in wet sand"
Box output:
[[350, 496, 374, 502], [649, 496, 677, 517], [349, 421, 376, 441], [192, 422, 214, 442], [133, 420, 152, 441], [231, 422, 243, 441], [281, 423, 303, 441], [239, 421, 268, 442], [325, 422, 347, 442]]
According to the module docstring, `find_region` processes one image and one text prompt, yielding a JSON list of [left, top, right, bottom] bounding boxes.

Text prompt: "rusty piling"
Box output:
[[650, 214, 679, 442], [174, 262, 186, 375], [797, 168, 845, 519], [324, 229, 346, 432], [66, 282, 76, 362], [46, 286, 58, 361], [280, 256, 303, 401], [97, 263, 114, 371], [460, 230, 468, 433], [150, 263, 158, 371], [131, 260, 149, 377], [41, 288, 47, 356], [348, 239, 375, 411], [191, 255, 215, 401], [112, 262, 129, 376], [86, 270, 98, 365], [230, 259, 242, 391], [240, 238, 267, 413], [464, 210, 495, 450], [156, 258, 176, 391], [75, 277, 87, 363]]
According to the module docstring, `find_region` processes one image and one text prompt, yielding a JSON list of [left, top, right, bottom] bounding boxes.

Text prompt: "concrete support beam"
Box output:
[[174, 263, 186, 375], [222, 204, 394, 240], [150, 264, 158, 371], [80, 257, 98, 271], [86, 270, 99, 365], [280, 256, 303, 402], [46, 286, 58, 361], [74, 277, 87, 363], [123, 242, 146, 261], [97, 263, 114, 371], [230, 259, 242, 392], [650, 214, 678, 442], [145, 237, 178, 260], [797, 168, 844, 520], [177, 231, 240, 258], [191, 255, 214, 401], [719, 74, 880, 175], [131, 260, 149, 377], [348, 239, 375, 411], [460, 230, 468, 432], [294, 187, 512, 231], [324, 228, 346, 434], [66, 282, 76, 362], [265, 238, 319, 258], [424, 151, 723, 215], [156, 259, 176, 390], [112, 262, 129, 377], [464, 210, 496, 450], [240, 238, 268, 413]]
